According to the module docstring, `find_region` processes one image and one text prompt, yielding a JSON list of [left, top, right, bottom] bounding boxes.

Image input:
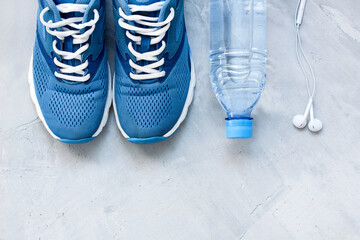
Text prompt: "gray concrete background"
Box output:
[[1, 0, 360, 239]]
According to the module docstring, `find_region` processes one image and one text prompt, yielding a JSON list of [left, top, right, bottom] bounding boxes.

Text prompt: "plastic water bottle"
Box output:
[[210, 0, 267, 138]]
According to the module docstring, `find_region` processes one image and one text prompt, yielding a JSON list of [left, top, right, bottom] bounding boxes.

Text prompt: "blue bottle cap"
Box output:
[[226, 118, 253, 139]]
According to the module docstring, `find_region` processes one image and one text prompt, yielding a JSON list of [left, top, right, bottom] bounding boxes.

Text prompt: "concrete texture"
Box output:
[[1, 0, 360, 239]]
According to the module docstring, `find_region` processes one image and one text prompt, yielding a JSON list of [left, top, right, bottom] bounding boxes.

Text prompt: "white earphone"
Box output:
[[293, 0, 323, 133], [293, 98, 322, 132]]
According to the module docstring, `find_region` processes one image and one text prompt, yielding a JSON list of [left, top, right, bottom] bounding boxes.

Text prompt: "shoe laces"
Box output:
[[118, 2, 175, 81], [40, 3, 99, 82]]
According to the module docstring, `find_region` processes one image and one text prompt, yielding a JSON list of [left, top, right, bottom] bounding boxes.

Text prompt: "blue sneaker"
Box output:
[[29, 0, 111, 144], [113, 0, 196, 144]]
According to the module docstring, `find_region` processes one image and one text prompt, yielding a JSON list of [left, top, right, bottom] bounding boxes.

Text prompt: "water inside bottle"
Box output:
[[210, 0, 267, 118]]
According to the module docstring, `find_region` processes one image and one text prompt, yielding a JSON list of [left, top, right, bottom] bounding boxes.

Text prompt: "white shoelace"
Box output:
[[118, 2, 175, 81], [40, 4, 99, 82]]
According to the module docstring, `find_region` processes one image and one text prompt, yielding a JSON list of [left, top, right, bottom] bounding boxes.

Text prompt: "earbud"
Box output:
[[293, 115, 307, 129], [293, 98, 323, 132], [293, 98, 312, 129], [307, 105, 323, 132]]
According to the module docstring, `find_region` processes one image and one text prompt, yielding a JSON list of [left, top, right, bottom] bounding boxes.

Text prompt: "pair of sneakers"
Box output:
[[29, 0, 195, 144]]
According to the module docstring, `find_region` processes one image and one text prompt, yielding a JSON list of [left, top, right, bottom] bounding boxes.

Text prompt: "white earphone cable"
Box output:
[[295, 0, 316, 99]]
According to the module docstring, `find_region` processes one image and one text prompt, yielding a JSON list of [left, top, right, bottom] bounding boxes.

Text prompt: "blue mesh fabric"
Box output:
[[126, 85, 172, 128], [49, 85, 96, 128], [116, 79, 122, 101], [33, 43, 49, 98], [114, 37, 192, 138], [171, 46, 190, 100], [115, 59, 125, 101], [98, 65, 108, 97]]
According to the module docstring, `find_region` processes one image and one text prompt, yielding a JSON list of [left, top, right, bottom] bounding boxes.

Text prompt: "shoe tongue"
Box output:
[[126, 0, 168, 82], [53, 0, 91, 3], [52, 0, 92, 75], [128, 0, 163, 5]]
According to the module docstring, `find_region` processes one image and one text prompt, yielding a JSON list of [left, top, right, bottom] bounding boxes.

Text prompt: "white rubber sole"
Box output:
[[28, 55, 112, 141], [113, 55, 197, 140]]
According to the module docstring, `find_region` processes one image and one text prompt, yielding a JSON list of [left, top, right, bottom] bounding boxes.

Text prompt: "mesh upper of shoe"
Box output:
[[126, 85, 173, 129], [115, 37, 191, 138], [48, 62, 108, 128], [49, 85, 96, 128], [32, 38, 108, 139], [33, 44, 50, 98]]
